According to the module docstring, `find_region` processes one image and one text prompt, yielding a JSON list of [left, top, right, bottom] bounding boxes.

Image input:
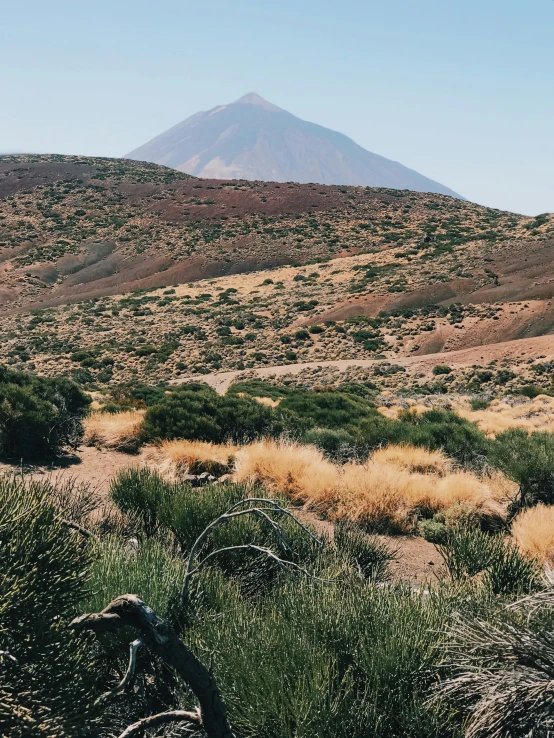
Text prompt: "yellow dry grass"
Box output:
[[159, 439, 237, 475], [371, 444, 451, 475], [253, 396, 281, 407], [511, 504, 554, 562], [457, 395, 554, 437], [84, 410, 144, 452], [233, 439, 339, 505], [232, 439, 506, 532]]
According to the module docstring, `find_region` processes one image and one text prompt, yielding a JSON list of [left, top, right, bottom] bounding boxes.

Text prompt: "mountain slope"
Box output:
[[1, 154, 537, 314], [125, 93, 462, 198]]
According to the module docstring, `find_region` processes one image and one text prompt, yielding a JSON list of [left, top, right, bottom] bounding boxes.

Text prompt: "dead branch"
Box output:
[[118, 708, 201, 738], [99, 638, 144, 703], [71, 595, 234, 738], [181, 497, 322, 604], [59, 517, 94, 538]]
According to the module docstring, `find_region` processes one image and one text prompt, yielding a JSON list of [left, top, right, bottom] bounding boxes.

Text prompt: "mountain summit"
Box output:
[[125, 93, 462, 197]]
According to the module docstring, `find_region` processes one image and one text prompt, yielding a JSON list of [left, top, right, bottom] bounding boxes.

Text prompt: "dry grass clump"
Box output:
[[84, 410, 144, 453], [233, 439, 504, 533], [233, 439, 339, 506], [336, 462, 496, 533], [457, 395, 554, 436], [159, 439, 236, 477], [511, 503, 554, 562], [371, 445, 452, 475]]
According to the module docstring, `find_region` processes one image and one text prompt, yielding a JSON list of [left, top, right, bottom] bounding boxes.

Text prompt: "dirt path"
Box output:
[[171, 333, 554, 394]]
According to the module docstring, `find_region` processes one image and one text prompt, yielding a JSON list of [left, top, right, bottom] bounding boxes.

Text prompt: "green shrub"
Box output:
[[432, 365, 452, 375], [490, 428, 554, 508], [185, 579, 457, 738], [142, 384, 283, 443], [334, 521, 395, 582], [513, 384, 547, 398], [0, 475, 99, 736], [303, 427, 356, 461], [356, 409, 488, 465], [279, 390, 378, 432], [469, 397, 490, 411], [0, 365, 89, 458], [437, 526, 539, 594]]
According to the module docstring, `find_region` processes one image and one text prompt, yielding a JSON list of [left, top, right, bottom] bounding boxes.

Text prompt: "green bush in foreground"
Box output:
[[0, 365, 89, 459], [0, 475, 98, 737]]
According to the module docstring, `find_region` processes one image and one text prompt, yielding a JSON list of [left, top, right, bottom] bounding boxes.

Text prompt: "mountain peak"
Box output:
[[233, 92, 284, 112], [126, 95, 462, 198]]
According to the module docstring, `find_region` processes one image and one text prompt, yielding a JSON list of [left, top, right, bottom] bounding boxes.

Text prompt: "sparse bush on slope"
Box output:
[[0, 365, 90, 459]]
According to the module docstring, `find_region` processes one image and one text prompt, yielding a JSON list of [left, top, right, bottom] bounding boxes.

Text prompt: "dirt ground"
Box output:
[[0, 445, 445, 585]]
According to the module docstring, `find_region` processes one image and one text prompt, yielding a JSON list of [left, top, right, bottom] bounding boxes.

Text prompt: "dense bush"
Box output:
[[0, 365, 90, 458], [437, 525, 539, 594], [490, 428, 554, 509], [356, 409, 488, 465], [0, 475, 99, 737], [142, 383, 286, 443]]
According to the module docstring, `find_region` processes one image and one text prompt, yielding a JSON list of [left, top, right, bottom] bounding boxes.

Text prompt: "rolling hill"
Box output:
[[0, 153, 553, 391], [125, 92, 462, 197]]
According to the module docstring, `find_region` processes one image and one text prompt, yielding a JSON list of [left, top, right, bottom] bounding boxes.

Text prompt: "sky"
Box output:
[[1, 0, 552, 215]]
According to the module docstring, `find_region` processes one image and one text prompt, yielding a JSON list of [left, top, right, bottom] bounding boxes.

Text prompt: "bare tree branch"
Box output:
[[71, 595, 234, 738], [99, 638, 144, 703], [117, 708, 201, 737], [181, 497, 322, 605]]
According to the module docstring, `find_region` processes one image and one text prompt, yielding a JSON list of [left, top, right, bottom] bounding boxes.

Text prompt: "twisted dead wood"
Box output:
[[71, 594, 234, 738]]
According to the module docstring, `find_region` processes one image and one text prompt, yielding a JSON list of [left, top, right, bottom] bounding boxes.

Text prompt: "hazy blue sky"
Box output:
[[2, 0, 552, 214]]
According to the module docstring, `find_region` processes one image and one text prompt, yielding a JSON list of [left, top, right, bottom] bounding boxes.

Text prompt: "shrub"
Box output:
[[0, 475, 99, 736], [469, 397, 490, 411], [334, 521, 395, 582], [185, 579, 457, 738], [356, 409, 488, 465], [490, 428, 554, 509], [279, 390, 378, 432], [142, 384, 283, 444], [437, 526, 539, 594], [432, 365, 452, 375], [303, 427, 356, 462], [0, 364, 89, 458]]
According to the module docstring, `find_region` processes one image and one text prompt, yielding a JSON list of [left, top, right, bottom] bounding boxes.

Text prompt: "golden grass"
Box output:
[[84, 410, 144, 453], [457, 395, 554, 437], [371, 444, 451, 475], [511, 504, 554, 562], [159, 439, 236, 476], [252, 396, 281, 407], [232, 439, 507, 533], [233, 439, 339, 505]]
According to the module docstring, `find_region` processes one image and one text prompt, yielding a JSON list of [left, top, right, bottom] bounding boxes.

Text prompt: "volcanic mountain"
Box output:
[[125, 93, 462, 198]]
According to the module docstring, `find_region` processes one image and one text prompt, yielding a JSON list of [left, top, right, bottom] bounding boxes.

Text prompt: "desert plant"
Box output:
[[0, 474, 99, 737], [490, 428, 554, 510], [0, 364, 89, 458], [433, 582, 554, 738], [334, 520, 395, 581]]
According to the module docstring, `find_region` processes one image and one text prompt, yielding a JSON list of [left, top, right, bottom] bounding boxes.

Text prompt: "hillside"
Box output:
[[126, 92, 462, 197], [1, 154, 554, 390], [0, 154, 538, 313]]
